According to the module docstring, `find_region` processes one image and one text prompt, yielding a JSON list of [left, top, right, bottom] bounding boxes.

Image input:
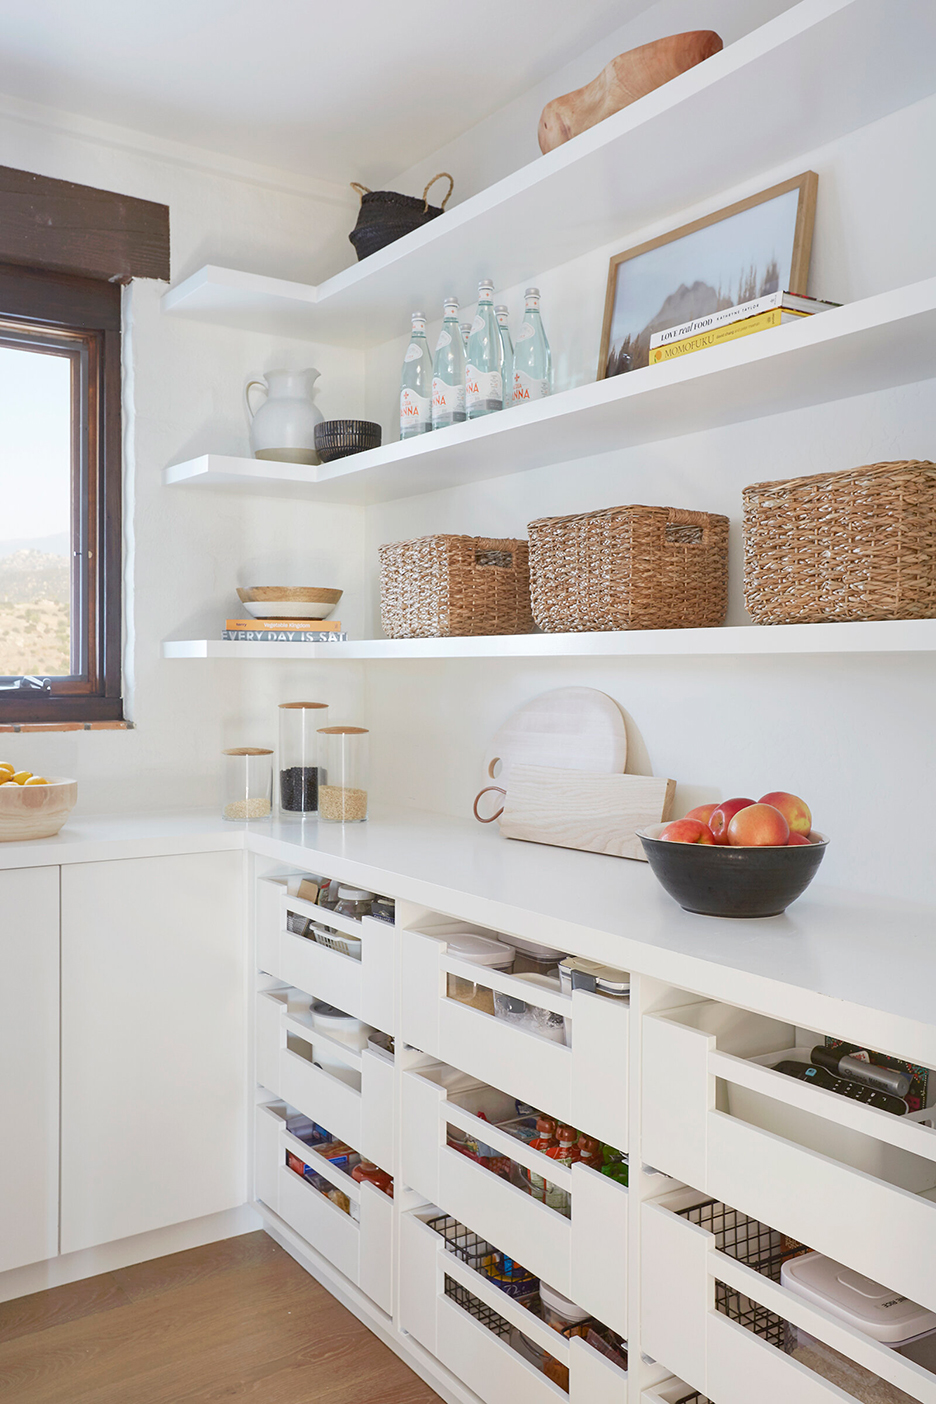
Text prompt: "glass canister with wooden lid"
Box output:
[[278, 701, 329, 819], [317, 726, 369, 822], [222, 747, 273, 821]]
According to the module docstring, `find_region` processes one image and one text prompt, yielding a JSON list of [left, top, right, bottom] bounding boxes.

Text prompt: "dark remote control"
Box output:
[[773, 1060, 909, 1116]]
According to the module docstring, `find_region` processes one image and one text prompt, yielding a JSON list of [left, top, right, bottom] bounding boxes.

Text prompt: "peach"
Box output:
[[786, 832, 811, 846], [685, 802, 718, 826], [708, 797, 756, 845], [659, 818, 715, 844], [759, 790, 812, 836], [727, 803, 790, 847]]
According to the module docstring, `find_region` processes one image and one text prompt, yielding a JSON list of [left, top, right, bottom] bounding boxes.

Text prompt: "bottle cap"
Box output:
[[525, 287, 540, 298], [478, 279, 494, 292], [411, 310, 425, 320], [494, 304, 509, 314]]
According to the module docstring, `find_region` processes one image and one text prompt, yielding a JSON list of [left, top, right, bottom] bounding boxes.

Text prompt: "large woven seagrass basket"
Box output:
[[743, 460, 936, 624], [528, 504, 729, 632], [379, 535, 534, 639]]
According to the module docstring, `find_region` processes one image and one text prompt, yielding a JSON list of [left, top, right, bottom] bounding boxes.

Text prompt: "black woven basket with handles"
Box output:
[[348, 173, 453, 261]]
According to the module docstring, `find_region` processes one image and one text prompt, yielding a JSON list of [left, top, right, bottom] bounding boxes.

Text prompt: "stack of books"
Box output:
[[649, 291, 840, 364], [222, 619, 348, 643]]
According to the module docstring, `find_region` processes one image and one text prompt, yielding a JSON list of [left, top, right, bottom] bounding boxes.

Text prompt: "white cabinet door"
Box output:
[[61, 851, 246, 1253], [0, 865, 59, 1272]]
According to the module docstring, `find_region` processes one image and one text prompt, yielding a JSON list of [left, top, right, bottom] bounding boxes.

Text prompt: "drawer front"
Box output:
[[642, 1008, 936, 1314], [359, 1048, 394, 1169], [642, 1195, 936, 1404], [440, 995, 573, 1124], [278, 1162, 360, 1284], [276, 929, 363, 1019], [436, 1295, 562, 1404], [570, 1163, 628, 1337], [277, 1047, 363, 1150], [439, 1142, 573, 1298], [358, 1181, 394, 1317]]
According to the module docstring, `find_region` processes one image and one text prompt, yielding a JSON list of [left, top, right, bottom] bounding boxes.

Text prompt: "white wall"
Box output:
[[0, 102, 368, 811], [360, 65, 936, 903]]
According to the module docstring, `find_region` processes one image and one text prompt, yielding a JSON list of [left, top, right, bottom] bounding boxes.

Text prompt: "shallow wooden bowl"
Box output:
[[237, 587, 343, 603], [0, 777, 78, 842]]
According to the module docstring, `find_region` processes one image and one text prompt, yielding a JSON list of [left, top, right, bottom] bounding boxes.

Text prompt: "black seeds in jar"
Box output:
[[280, 766, 321, 812]]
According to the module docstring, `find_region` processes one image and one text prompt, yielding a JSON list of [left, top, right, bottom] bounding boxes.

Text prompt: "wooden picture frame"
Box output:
[[598, 170, 818, 380]]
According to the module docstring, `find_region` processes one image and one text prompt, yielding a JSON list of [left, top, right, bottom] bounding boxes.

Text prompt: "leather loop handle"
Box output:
[[350, 182, 371, 200], [423, 172, 454, 211], [473, 786, 506, 823]]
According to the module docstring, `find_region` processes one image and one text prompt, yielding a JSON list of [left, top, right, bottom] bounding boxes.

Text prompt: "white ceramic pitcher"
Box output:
[[245, 368, 323, 465]]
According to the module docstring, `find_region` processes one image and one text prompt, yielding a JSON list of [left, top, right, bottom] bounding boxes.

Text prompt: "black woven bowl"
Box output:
[[637, 823, 828, 918], [315, 420, 382, 463]]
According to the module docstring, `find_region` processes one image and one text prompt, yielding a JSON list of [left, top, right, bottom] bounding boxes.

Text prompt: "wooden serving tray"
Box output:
[[497, 764, 675, 860]]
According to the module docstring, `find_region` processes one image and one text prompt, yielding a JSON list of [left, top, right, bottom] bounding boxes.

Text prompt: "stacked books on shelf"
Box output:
[[222, 619, 348, 642], [649, 291, 840, 364]]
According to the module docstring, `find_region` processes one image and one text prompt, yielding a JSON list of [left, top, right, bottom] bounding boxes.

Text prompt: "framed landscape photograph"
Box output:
[[598, 171, 818, 379]]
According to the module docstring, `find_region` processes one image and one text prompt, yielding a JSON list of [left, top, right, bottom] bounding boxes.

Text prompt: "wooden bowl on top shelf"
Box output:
[[0, 777, 78, 842], [236, 587, 342, 621]]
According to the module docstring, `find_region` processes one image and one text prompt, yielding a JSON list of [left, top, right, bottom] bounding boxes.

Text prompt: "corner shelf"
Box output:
[[162, 619, 936, 661], [163, 279, 936, 503], [160, 0, 936, 349]]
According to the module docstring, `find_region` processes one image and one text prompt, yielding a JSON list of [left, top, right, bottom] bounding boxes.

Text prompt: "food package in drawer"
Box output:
[[726, 1047, 936, 1193]]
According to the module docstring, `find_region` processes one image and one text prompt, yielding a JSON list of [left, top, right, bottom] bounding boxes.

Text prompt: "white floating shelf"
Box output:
[[161, 0, 936, 349], [162, 620, 936, 661], [164, 279, 936, 504]]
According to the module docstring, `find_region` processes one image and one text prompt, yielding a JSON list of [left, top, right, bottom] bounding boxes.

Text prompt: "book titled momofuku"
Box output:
[[222, 629, 348, 642], [649, 291, 840, 352]]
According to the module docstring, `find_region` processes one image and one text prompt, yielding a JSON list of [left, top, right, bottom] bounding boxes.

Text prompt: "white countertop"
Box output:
[[3, 806, 933, 1051]]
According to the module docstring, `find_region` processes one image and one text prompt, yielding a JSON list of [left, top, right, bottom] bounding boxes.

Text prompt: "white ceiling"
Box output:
[[0, 0, 648, 186]]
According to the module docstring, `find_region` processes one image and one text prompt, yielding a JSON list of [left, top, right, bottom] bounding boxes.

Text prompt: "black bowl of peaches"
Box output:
[[637, 791, 827, 918]]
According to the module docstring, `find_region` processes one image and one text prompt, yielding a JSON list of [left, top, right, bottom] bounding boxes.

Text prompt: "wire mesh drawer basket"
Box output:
[[528, 504, 729, 632], [379, 535, 534, 638], [743, 459, 936, 624]]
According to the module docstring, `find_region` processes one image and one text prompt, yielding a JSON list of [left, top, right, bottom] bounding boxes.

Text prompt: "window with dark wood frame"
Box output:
[[0, 264, 122, 722], [0, 165, 169, 723]]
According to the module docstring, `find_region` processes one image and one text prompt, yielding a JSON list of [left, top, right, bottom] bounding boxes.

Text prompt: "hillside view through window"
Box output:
[[0, 344, 72, 678]]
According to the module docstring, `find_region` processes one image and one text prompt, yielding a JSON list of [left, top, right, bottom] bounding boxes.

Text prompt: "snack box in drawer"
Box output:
[[641, 1185, 936, 1404], [401, 1064, 627, 1335], [400, 925, 628, 1150], [642, 1002, 936, 1313], [257, 885, 395, 1034], [255, 988, 393, 1168], [399, 1208, 628, 1404], [254, 1099, 393, 1315]]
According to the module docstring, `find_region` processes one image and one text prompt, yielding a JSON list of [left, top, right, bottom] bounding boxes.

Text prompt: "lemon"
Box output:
[[11, 771, 32, 785], [0, 781, 19, 787], [0, 764, 14, 776], [24, 776, 48, 785]]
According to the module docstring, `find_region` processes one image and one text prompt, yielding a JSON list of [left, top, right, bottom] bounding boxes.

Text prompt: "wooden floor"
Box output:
[[0, 1231, 442, 1404]]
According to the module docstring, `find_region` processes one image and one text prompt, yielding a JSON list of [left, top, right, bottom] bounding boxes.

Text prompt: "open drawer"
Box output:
[[641, 1186, 936, 1404], [642, 1001, 936, 1313], [399, 1209, 627, 1404], [400, 925, 628, 1149], [401, 1064, 627, 1334], [255, 988, 394, 1167], [641, 1382, 710, 1404], [256, 882, 395, 1034], [254, 1099, 392, 1315]]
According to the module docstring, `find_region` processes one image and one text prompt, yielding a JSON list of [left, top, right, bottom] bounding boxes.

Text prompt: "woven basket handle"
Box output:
[[662, 507, 711, 547], [423, 172, 454, 211], [350, 182, 371, 201]]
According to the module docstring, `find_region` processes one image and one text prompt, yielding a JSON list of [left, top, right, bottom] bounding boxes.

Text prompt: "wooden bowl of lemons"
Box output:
[[0, 768, 78, 841]]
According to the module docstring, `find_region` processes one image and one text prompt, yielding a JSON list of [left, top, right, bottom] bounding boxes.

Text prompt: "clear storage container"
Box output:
[[221, 747, 273, 821], [493, 972, 567, 1044], [278, 701, 328, 819], [334, 886, 375, 920], [445, 932, 515, 1016], [317, 725, 369, 822], [508, 934, 567, 976]]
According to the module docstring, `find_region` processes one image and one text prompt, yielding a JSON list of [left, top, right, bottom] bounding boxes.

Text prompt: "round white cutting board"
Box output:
[[482, 687, 627, 788]]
